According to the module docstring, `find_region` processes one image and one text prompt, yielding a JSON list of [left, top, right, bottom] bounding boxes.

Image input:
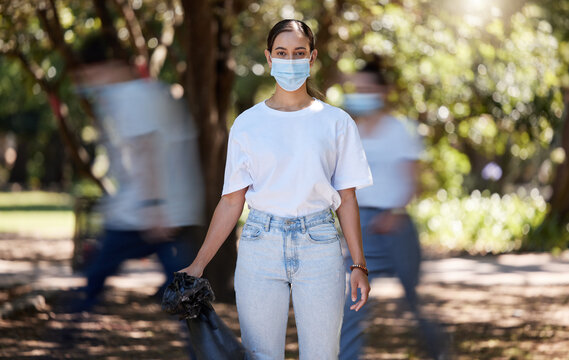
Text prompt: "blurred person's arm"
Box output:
[[179, 187, 247, 277], [336, 188, 370, 312], [370, 159, 420, 234], [399, 159, 421, 208]]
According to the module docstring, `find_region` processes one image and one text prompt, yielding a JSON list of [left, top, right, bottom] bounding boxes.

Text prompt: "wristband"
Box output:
[[390, 207, 406, 215], [139, 198, 165, 208], [350, 264, 369, 276]]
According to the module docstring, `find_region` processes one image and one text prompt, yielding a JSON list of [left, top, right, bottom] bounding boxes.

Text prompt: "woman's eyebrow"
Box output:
[[274, 46, 308, 50]]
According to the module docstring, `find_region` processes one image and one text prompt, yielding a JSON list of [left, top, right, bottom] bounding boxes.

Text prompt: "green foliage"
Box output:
[[524, 214, 569, 253], [70, 178, 104, 199], [410, 190, 547, 254], [421, 138, 471, 197], [344, 0, 565, 194], [2, 0, 569, 252], [0, 57, 52, 135]]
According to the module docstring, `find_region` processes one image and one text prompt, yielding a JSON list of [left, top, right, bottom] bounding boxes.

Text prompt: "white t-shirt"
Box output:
[[222, 99, 372, 217], [356, 115, 423, 209], [92, 79, 205, 229]]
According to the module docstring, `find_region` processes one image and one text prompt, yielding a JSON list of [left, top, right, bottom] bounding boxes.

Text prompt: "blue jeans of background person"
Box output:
[[340, 207, 446, 360], [82, 226, 200, 310], [235, 208, 346, 360]]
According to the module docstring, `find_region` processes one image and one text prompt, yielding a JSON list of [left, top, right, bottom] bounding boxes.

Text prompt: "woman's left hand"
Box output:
[[369, 212, 403, 234], [349, 269, 370, 311]]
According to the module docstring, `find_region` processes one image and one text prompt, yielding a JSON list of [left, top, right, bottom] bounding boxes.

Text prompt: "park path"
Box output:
[[2, 236, 568, 294], [1, 236, 569, 359]]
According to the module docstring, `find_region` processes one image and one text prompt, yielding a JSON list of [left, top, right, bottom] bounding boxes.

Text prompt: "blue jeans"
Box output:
[[82, 226, 200, 309], [340, 208, 446, 360], [235, 208, 346, 360]]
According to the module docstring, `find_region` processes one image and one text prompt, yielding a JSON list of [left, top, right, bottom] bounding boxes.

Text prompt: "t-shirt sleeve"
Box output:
[[221, 128, 253, 196], [332, 117, 373, 190]]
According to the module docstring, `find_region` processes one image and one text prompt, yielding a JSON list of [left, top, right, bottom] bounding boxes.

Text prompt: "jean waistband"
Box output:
[[246, 208, 335, 232]]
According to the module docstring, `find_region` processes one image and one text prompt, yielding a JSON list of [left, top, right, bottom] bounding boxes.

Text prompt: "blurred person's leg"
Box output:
[[391, 215, 447, 359], [80, 229, 156, 310], [340, 208, 393, 360], [390, 215, 421, 311], [154, 226, 203, 298]]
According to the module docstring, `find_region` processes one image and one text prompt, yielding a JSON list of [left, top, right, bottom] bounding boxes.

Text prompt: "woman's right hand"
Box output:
[[177, 187, 247, 279], [179, 262, 204, 278]]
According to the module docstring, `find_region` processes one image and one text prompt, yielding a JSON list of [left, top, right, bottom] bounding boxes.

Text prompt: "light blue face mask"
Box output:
[[270, 56, 311, 92], [343, 93, 384, 116]]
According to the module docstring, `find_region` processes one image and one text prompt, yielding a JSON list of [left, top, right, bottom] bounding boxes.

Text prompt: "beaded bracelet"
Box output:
[[350, 264, 369, 276]]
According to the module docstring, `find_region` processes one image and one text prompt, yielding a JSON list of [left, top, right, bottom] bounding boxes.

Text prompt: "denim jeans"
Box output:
[[235, 208, 346, 360], [340, 208, 446, 360], [81, 226, 201, 309]]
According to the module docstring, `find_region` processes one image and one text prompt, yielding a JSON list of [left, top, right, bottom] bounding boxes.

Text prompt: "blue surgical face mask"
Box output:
[[343, 93, 384, 116], [270, 56, 311, 92]]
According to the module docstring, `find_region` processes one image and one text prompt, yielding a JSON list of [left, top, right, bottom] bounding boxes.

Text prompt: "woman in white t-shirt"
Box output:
[[180, 19, 372, 359]]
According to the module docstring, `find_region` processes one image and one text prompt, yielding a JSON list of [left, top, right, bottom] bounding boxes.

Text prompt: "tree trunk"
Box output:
[[41, 131, 66, 189], [547, 95, 569, 221], [8, 136, 29, 185], [526, 93, 569, 250], [180, 0, 244, 302]]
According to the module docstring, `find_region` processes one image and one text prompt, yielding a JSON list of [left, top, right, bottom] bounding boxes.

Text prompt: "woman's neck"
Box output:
[[266, 84, 314, 112]]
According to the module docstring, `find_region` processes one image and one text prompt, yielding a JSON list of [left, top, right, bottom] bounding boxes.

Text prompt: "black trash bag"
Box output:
[[162, 272, 247, 360], [162, 272, 216, 320], [186, 303, 247, 360]]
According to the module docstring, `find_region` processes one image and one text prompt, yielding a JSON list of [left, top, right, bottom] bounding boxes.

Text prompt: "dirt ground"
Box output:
[[1, 235, 568, 360]]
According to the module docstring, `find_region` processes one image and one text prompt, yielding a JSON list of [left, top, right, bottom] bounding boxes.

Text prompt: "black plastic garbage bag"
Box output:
[[162, 272, 216, 320], [162, 272, 247, 360]]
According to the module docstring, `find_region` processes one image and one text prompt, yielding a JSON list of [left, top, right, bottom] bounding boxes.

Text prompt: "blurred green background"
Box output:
[[1, 0, 569, 254]]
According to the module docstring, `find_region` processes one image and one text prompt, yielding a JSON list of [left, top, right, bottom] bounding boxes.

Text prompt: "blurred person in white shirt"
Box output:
[[340, 62, 448, 360], [72, 34, 205, 311]]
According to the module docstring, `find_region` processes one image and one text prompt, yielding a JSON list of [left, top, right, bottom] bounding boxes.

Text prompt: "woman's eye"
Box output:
[[276, 51, 286, 56]]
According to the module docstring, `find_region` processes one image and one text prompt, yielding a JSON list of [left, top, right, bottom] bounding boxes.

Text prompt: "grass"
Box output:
[[0, 191, 75, 238]]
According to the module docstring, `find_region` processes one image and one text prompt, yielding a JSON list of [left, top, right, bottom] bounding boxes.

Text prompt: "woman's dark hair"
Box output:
[[267, 19, 323, 100], [75, 32, 129, 67], [267, 19, 315, 53], [360, 62, 388, 86]]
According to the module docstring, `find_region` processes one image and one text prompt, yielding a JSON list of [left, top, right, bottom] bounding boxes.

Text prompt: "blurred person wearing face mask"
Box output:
[[71, 34, 205, 312], [340, 63, 448, 360]]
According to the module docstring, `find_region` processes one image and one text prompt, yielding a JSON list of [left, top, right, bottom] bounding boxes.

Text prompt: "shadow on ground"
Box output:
[[1, 236, 569, 359]]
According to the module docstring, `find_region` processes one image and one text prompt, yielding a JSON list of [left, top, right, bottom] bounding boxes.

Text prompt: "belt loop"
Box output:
[[264, 213, 271, 232], [300, 216, 306, 233]]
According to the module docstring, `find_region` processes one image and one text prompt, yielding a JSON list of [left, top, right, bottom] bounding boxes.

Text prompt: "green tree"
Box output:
[[3, 0, 569, 285], [0, 0, 252, 300]]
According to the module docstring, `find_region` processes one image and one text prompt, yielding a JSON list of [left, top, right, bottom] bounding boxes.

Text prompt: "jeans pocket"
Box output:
[[240, 223, 263, 241], [307, 223, 339, 244]]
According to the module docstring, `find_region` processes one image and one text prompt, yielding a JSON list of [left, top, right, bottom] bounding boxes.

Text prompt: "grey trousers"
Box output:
[[340, 207, 446, 360]]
